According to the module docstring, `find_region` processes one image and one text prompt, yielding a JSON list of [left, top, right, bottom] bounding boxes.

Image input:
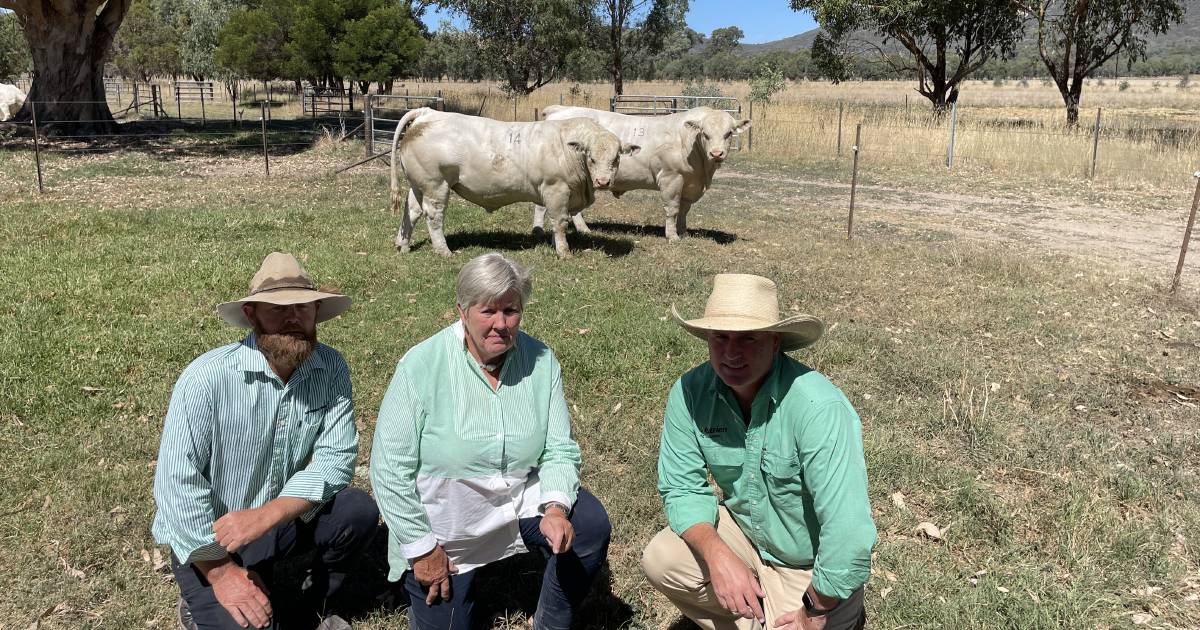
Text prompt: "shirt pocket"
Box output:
[[760, 450, 806, 505], [702, 444, 744, 499]]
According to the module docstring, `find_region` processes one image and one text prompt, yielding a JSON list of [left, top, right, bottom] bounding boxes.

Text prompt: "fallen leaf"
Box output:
[[140, 548, 151, 563], [1131, 612, 1153, 625], [108, 506, 127, 524], [42, 495, 51, 510], [59, 557, 85, 580], [996, 586, 1009, 593], [577, 328, 590, 335], [890, 492, 907, 510], [81, 386, 105, 394], [915, 522, 944, 541], [879, 587, 892, 600], [153, 548, 169, 572], [611, 402, 622, 414]]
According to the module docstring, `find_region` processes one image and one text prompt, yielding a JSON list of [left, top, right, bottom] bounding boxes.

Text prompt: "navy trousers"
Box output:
[[403, 488, 611, 630], [171, 488, 380, 630]]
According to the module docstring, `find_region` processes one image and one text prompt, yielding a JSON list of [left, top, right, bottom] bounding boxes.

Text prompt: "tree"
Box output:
[[214, 0, 294, 82], [1014, 0, 1184, 125], [416, 21, 487, 81], [594, 0, 687, 95], [792, 0, 1025, 112], [110, 0, 183, 81], [438, 0, 592, 95], [334, 2, 425, 93], [0, 10, 31, 80], [0, 0, 133, 133], [286, 0, 345, 87], [706, 25, 743, 56], [748, 63, 786, 117]]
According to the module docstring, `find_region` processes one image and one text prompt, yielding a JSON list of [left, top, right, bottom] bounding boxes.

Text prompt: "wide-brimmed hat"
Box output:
[[671, 274, 824, 351], [216, 252, 352, 328]]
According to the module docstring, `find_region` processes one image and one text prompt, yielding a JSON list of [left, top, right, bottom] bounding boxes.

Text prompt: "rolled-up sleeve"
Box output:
[[657, 379, 717, 536], [797, 400, 876, 599], [537, 358, 581, 508], [153, 372, 225, 564], [279, 360, 357, 520], [370, 363, 436, 559]]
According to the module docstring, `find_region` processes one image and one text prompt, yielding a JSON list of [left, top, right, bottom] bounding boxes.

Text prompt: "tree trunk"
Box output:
[[10, 0, 130, 135]]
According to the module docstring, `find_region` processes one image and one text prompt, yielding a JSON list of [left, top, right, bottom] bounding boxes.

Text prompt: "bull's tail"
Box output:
[[389, 107, 432, 216]]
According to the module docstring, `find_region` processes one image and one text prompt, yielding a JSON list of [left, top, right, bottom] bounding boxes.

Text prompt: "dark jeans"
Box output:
[[404, 488, 611, 630], [822, 585, 867, 630], [171, 488, 380, 630]]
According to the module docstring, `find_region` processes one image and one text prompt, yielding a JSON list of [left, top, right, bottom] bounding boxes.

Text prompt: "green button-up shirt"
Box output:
[[371, 322, 581, 581], [657, 353, 876, 599], [152, 334, 358, 565]]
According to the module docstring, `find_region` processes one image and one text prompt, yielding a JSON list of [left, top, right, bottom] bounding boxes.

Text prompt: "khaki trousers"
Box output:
[[641, 506, 864, 630]]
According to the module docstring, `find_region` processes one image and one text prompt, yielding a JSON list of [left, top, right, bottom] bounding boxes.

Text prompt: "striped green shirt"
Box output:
[[152, 334, 358, 564], [658, 354, 876, 599], [370, 321, 581, 581]]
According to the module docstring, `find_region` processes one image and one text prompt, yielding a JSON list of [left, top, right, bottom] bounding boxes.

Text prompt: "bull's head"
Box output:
[[566, 119, 640, 190], [683, 107, 752, 164]]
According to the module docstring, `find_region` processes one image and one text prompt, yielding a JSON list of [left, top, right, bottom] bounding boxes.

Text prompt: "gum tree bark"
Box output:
[[0, 0, 132, 134]]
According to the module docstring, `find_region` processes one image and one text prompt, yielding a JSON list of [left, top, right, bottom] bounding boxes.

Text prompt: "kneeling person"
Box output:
[[642, 274, 876, 630], [371, 252, 611, 630], [153, 252, 379, 629]]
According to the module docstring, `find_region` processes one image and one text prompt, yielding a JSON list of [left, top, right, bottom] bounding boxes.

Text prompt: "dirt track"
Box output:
[[719, 166, 1195, 280]]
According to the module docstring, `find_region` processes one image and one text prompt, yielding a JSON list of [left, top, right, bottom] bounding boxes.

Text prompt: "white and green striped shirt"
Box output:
[[152, 334, 358, 564], [371, 322, 581, 581]]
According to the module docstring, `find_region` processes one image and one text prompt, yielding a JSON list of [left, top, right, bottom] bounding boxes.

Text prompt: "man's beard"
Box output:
[[256, 330, 316, 374]]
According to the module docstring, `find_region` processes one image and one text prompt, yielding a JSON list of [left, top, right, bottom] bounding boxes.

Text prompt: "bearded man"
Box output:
[[152, 252, 378, 630]]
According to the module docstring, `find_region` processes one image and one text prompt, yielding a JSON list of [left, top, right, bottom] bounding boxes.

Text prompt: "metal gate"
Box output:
[[364, 93, 445, 157], [173, 81, 218, 122], [610, 94, 744, 149], [302, 86, 355, 116]]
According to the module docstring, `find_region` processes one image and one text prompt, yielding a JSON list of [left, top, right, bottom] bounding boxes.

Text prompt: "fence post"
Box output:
[[175, 83, 182, 120], [847, 124, 861, 240], [200, 85, 207, 126], [1089, 107, 1102, 180], [364, 95, 374, 157], [511, 96, 517, 122], [232, 83, 238, 126], [747, 100, 753, 152], [260, 101, 270, 178], [31, 100, 44, 194], [837, 102, 844, 157], [946, 100, 959, 169], [133, 83, 141, 115], [534, 107, 538, 121], [1171, 171, 1200, 293]]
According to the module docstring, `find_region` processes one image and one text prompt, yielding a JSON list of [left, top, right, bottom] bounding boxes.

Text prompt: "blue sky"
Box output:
[[421, 2, 818, 45]]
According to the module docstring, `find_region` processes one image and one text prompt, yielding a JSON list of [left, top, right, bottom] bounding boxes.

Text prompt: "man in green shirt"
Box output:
[[642, 274, 876, 630]]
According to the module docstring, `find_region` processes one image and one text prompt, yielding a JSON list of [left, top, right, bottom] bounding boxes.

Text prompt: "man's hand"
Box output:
[[198, 559, 273, 628], [774, 609, 826, 630], [704, 543, 766, 622], [214, 498, 313, 553], [539, 506, 575, 554], [412, 545, 458, 605], [214, 506, 277, 553]]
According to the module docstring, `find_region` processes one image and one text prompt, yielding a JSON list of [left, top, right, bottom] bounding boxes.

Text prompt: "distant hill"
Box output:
[[738, 0, 1200, 56]]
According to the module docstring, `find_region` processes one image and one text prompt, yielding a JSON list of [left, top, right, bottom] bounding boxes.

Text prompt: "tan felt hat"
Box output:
[[216, 252, 351, 328], [672, 273, 824, 352]]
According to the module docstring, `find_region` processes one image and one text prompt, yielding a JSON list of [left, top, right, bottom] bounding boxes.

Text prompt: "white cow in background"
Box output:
[[0, 84, 26, 122], [389, 107, 639, 258], [533, 106, 751, 241]]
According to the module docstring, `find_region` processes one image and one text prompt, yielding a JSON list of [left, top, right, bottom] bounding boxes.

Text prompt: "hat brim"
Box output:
[[216, 289, 352, 328], [671, 305, 824, 352]]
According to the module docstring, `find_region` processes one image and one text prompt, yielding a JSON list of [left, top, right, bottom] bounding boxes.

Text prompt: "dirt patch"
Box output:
[[1133, 379, 1200, 406], [719, 167, 1196, 279]]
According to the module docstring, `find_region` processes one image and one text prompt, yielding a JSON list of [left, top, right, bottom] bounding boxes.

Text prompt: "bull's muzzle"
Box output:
[[594, 178, 611, 189], [709, 151, 726, 162]]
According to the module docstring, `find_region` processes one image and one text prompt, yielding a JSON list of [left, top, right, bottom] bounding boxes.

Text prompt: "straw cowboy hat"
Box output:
[[672, 274, 824, 352], [216, 252, 352, 328]]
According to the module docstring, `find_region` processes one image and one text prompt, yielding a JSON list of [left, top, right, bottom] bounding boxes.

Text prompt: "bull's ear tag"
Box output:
[[685, 120, 701, 131]]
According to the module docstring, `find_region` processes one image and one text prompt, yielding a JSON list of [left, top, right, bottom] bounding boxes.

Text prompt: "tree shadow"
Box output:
[[584, 220, 740, 245], [401, 228, 636, 258]]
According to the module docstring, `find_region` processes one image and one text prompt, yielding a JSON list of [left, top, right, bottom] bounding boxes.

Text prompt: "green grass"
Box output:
[[1, 135, 1198, 629]]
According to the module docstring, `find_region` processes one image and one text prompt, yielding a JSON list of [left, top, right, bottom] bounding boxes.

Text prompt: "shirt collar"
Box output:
[[450, 319, 518, 364]]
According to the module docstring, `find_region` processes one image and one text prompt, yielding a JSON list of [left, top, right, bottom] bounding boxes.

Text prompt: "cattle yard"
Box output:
[[2, 80, 1200, 628]]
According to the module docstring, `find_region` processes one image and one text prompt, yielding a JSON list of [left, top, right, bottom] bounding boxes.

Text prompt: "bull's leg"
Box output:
[[424, 185, 453, 257], [532, 204, 548, 236], [664, 199, 683, 242], [395, 188, 421, 253], [571, 212, 591, 233], [548, 200, 573, 259], [675, 200, 693, 238]]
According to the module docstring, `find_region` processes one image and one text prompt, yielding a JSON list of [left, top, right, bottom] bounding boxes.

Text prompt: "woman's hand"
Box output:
[[412, 545, 458, 605], [539, 506, 575, 554]]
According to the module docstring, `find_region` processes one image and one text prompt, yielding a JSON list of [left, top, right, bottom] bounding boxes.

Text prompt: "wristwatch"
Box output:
[[802, 590, 835, 616], [539, 501, 570, 516]]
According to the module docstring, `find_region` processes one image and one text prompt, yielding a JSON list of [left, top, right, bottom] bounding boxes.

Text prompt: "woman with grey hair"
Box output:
[[371, 252, 611, 630]]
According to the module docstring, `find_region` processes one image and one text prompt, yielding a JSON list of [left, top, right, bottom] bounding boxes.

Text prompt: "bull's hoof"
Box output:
[[575, 226, 592, 234], [434, 249, 454, 258], [396, 243, 411, 253], [555, 250, 573, 259], [532, 226, 545, 237], [667, 234, 682, 243]]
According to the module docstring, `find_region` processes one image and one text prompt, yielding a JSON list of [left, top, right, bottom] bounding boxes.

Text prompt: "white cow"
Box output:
[[533, 106, 751, 241], [0, 84, 25, 122], [389, 107, 639, 258]]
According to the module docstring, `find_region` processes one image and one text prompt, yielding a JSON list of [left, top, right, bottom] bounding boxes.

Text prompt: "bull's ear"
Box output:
[[621, 143, 641, 156], [736, 119, 752, 132], [684, 120, 702, 132], [567, 141, 586, 154]]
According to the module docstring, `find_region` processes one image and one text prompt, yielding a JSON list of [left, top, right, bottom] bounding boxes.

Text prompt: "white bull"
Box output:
[[389, 108, 638, 258], [533, 106, 750, 241], [0, 84, 26, 122]]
